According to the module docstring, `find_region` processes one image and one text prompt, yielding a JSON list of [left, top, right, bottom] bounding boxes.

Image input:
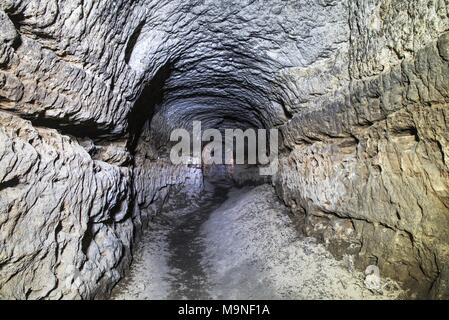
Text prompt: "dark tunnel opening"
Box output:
[[3, 0, 447, 302]]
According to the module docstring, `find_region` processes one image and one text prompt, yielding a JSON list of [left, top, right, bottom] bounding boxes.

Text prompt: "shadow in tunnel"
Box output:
[[127, 62, 174, 152]]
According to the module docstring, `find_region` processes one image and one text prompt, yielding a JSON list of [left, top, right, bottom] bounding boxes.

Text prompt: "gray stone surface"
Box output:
[[0, 0, 448, 299], [276, 0, 449, 299]]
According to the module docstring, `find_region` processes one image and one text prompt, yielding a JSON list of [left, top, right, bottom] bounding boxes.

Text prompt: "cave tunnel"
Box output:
[[1, 0, 449, 301]]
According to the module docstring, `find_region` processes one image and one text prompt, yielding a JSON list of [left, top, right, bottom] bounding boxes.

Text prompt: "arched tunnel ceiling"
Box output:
[[127, 0, 348, 141]]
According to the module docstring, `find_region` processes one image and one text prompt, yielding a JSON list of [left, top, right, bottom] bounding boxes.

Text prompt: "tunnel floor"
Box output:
[[111, 183, 404, 300]]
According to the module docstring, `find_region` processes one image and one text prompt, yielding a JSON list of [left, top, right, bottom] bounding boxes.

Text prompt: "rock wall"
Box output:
[[0, 1, 150, 135], [275, 0, 449, 298], [1, 0, 448, 299], [0, 0, 203, 299], [0, 112, 131, 299]]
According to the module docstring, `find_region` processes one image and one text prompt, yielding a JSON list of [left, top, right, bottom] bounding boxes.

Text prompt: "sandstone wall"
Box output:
[[0, 1, 203, 299], [275, 0, 449, 298], [1, 0, 448, 299]]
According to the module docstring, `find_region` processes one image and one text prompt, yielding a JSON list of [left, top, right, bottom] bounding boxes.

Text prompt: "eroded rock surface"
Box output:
[[113, 184, 403, 300], [276, 0, 449, 298], [0, 0, 448, 299]]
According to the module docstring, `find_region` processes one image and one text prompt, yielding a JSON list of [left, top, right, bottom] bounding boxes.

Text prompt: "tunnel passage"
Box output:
[[1, 0, 449, 300]]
